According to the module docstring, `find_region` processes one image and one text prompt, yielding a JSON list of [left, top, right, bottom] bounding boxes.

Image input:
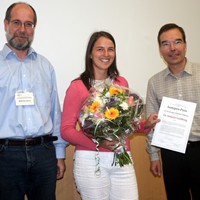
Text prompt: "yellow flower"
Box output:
[[104, 107, 119, 120], [109, 87, 123, 95], [89, 101, 100, 113]]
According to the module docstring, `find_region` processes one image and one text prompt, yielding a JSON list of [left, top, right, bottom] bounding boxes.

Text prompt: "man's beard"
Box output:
[[6, 31, 33, 51]]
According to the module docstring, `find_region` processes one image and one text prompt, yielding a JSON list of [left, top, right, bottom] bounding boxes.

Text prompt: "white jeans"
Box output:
[[74, 150, 138, 200]]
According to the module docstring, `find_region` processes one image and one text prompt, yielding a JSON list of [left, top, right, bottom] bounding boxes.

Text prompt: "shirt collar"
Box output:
[[184, 61, 193, 75], [0, 44, 37, 60], [163, 59, 193, 78]]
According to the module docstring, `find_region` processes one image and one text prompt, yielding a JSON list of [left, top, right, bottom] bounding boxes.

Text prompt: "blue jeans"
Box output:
[[0, 142, 57, 200]]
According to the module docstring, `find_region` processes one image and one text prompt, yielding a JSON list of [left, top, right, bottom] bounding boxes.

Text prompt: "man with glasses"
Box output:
[[0, 2, 68, 200], [146, 23, 200, 200]]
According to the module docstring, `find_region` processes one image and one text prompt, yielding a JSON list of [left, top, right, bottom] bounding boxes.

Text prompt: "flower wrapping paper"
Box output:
[[79, 83, 144, 168]]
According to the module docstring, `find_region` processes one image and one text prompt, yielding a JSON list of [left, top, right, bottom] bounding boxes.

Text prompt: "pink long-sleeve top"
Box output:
[[61, 76, 149, 152]]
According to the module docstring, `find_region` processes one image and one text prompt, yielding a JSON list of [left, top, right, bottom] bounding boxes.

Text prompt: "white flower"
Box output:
[[105, 91, 111, 97], [119, 102, 129, 110]]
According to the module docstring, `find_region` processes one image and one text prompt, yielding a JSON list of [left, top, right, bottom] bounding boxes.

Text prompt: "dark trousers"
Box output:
[[0, 142, 57, 200], [161, 143, 200, 200]]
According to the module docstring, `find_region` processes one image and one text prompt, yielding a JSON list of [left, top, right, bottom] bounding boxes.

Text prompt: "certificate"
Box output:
[[151, 97, 197, 153]]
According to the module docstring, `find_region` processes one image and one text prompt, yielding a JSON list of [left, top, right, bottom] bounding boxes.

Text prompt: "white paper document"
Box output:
[[151, 97, 197, 153]]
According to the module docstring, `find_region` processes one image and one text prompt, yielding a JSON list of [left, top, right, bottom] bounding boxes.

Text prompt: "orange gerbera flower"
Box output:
[[89, 101, 100, 113], [104, 107, 119, 120], [109, 87, 123, 95]]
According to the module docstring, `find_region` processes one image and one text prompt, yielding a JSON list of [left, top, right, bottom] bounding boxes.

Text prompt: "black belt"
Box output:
[[187, 141, 200, 148], [0, 134, 58, 146]]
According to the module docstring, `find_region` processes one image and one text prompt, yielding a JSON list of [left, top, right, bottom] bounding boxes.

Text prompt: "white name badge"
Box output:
[[15, 92, 35, 106]]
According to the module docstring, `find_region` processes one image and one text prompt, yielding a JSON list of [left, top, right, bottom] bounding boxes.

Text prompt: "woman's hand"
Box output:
[[99, 139, 120, 151], [145, 113, 160, 129]]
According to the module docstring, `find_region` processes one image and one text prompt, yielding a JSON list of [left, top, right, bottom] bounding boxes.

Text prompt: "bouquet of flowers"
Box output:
[[79, 83, 144, 169]]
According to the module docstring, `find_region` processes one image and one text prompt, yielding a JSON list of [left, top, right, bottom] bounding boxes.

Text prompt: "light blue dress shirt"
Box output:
[[0, 44, 68, 158]]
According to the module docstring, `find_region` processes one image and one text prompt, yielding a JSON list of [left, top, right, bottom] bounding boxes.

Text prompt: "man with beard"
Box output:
[[146, 23, 200, 200], [0, 2, 68, 200]]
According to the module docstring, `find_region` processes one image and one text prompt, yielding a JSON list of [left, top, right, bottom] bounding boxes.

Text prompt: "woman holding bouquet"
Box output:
[[61, 31, 159, 200]]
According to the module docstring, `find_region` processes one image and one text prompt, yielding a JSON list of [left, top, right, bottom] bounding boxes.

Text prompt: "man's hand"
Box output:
[[57, 158, 66, 180], [150, 160, 162, 177]]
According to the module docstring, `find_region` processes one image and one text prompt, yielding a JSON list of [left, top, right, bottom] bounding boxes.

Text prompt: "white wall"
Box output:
[[1, 0, 200, 107]]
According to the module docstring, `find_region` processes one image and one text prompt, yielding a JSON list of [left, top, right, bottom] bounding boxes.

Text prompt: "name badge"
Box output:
[[15, 92, 35, 106]]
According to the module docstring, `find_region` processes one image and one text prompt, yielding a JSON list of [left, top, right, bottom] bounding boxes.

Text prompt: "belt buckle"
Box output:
[[25, 138, 34, 146]]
